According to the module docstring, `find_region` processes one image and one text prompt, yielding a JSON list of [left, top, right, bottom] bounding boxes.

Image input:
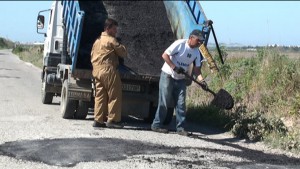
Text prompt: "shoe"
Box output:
[[176, 129, 190, 136], [93, 121, 106, 128], [151, 126, 168, 133], [106, 121, 124, 129]]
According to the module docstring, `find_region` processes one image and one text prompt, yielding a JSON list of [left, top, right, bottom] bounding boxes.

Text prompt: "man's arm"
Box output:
[[162, 52, 176, 69], [112, 38, 127, 58], [193, 66, 204, 82], [193, 66, 208, 90]]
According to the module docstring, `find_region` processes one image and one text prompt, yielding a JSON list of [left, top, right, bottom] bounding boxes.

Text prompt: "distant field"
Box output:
[[210, 49, 300, 59], [226, 50, 257, 58]]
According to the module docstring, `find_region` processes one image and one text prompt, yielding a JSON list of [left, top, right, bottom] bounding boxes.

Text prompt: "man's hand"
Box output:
[[206, 20, 213, 26], [199, 80, 208, 91], [173, 66, 185, 74]]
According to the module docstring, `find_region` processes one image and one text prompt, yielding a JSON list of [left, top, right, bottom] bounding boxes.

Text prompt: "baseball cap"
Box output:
[[190, 29, 205, 41]]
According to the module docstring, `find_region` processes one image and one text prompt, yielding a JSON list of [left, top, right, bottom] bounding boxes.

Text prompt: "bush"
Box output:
[[186, 46, 300, 153], [230, 106, 287, 142], [0, 37, 14, 49], [12, 45, 26, 53], [12, 45, 43, 68]]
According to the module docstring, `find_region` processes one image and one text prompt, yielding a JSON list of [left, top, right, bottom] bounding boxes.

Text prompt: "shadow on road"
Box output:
[[186, 134, 300, 168], [0, 135, 299, 168], [10, 112, 297, 167], [85, 112, 227, 135]]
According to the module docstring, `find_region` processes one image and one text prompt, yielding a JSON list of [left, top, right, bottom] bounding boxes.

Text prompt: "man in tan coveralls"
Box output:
[[91, 18, 127, 128]]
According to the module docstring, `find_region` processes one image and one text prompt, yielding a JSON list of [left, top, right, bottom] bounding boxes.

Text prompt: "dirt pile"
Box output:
[[103, 1, 176, 76]]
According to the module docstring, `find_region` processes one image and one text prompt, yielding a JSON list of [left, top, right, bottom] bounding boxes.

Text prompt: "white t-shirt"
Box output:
[[161, 39, 202, 79]]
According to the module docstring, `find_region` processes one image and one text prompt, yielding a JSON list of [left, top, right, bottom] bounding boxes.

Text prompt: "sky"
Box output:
[[0, 1, 299, 46], [201, 1, 300, 46]]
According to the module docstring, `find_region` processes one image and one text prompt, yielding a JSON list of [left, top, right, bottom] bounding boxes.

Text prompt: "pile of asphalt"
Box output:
[[77, 1, 108, 69], [103, 1, 176, 76]]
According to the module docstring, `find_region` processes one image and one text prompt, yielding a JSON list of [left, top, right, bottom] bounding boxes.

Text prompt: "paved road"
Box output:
[[0, 49, 299, 169]]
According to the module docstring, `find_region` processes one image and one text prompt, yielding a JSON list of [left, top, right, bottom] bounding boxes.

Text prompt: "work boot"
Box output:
[[151, 126, 168, 133], [106, 121, 124, 129], [93, 121, 106, 128], [176, 129, 190, 136]]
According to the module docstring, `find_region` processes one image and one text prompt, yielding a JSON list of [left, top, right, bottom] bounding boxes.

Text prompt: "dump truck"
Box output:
[[36, 0, 212, 123]]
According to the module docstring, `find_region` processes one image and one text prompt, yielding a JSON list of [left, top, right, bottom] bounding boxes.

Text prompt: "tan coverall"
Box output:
[[91, 32, 127, 124]]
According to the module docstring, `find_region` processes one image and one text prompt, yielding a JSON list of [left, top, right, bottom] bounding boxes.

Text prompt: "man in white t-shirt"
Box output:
[[151, 29, 208, 136]]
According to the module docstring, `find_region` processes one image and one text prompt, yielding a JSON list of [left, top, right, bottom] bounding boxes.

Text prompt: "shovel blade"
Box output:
[[211, 89, 234, 110]]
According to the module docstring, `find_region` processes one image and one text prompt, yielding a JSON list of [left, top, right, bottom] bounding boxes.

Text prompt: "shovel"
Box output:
[[182, 72, 234, 110]]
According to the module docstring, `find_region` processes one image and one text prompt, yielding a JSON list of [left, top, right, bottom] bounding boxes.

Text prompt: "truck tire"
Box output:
[[61, 80, 76, 119], [74, 101, 89, 119], [145, 104, 174, 125], [41, 73, 53, 104]]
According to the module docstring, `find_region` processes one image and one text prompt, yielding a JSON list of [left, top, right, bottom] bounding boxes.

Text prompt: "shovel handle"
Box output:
[[210, 24, 224, 65], [182, 72, 216, 96]]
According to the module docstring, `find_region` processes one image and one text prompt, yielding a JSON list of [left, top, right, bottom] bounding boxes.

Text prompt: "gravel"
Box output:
[[103, 1, 175, 76]]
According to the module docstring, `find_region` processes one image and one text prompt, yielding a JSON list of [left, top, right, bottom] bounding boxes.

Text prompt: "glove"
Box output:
[[173, 66, 185, 74], [199, 80, 208, 91]]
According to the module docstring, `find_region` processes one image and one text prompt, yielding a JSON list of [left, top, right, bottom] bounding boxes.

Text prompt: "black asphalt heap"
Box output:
[[103, 1, 176, 76]]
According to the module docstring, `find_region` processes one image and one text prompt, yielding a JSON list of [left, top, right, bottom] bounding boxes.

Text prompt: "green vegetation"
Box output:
[[0, 37, 14, 49], [186, 46, 300, 153], [0, 37, 43, 68], [12, 44, 43, 68]]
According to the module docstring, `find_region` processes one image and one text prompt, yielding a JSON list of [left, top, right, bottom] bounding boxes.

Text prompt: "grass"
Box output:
[[186, 46, 300, 154], [0, 35, 44, 61], [12, 45, 43, 68], [186, 103, 231, 129]]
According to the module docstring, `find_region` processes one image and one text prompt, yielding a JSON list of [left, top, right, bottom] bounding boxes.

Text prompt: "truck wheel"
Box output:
[[74, 101, 89, 119], [61, 80, 76, 119], [41, 74, 53, 104]]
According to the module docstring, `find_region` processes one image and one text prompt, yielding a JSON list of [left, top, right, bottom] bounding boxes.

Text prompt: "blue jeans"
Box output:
[[152, 71, 187, 131]]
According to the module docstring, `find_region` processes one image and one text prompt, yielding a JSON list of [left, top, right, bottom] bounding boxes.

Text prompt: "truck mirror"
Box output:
[[37, 15, 45, 29]]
